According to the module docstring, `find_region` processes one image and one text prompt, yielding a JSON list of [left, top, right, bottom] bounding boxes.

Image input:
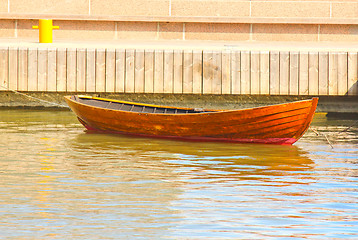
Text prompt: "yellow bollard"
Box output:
[[32, 19, 59, 43]]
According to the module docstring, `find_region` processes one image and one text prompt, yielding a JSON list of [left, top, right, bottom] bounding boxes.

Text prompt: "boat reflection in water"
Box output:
[[71, 132, 314, 184]]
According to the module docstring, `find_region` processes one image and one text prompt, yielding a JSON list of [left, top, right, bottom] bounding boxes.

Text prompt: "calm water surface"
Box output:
[[0, 109, 357, 239]]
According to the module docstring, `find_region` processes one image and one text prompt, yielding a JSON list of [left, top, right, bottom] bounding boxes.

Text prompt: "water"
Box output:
[[0, 109, 357, 239]]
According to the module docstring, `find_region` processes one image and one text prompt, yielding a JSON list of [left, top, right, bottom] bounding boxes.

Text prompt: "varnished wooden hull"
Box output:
[[65, 95, 318, 145]]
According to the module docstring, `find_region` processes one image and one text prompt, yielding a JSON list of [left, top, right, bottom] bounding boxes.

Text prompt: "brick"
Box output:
[[172, 0, 250, 17], [91, 0, 169, 16], [252, 24, 318, 41], [10, 0, 89, 14], [185, 23, 250, 41], [251, 1, 330, 18]]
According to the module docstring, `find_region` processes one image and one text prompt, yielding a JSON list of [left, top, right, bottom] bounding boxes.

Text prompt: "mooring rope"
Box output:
[[310, 119, 358, 149], [0, 84, 69, 108], [309, 127, 334, 149]]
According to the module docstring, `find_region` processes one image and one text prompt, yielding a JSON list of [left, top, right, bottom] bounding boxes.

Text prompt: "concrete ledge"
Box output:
[[2, 13, 358, 25], [0, 92, 357, 114]]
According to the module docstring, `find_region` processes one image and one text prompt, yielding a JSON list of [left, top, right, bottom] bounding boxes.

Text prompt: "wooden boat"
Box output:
[[64, 95, 318, 145]]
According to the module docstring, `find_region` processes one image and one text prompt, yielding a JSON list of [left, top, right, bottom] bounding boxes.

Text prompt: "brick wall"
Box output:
[[1, 0, 358, 42]]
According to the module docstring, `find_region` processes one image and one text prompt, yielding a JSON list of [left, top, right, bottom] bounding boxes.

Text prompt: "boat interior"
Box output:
[[71, 96, 213, 114]]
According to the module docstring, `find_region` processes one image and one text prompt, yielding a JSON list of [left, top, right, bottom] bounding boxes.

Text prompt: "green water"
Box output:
[[0, 110, 357, 239]]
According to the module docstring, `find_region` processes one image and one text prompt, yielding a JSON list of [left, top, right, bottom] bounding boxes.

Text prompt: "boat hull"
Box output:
[[65, 96, 318, 145]]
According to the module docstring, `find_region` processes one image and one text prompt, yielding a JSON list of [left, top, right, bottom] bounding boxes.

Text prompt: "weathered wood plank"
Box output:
[[308, 52, 319, 95], [37, 48, 47, 91], [203, 51, 213, 94], [8, 47, 18, 91], [174, 50, 183, 94], [329, 52, 338, 96], [299, 52, 309, 95], [222, 50, 231, 94], [211, 51, 221, 94], [319, 52, 329, 95], [134, 49, 145, 93], [164, 50, 174, 93], [86, 48, 96, 92], [241, 51, 250, 94], [337, 52, 348, 95], [115, 49, 125, 93], [348, 52, 358, 96], [56, 48, 67, 92], [125, 49, 135, 93], [289, 52, 299, 95], [105, 49, 116, 93], [18, 47, 28, 91], [47, 48, 57, 92], [250, 51, 260, 95], [154, 50, 164, 93], [76, 48, 86, 92], [279, 51, 289, 95], [183, 50, 193, 94], [144, 50, 154, 93], [0, 47, 8, 91], [192, 50, 202, 94], [270, 51, 279, 95], [96, 49, 106, 92], [231, 50, 241, 94], [66, 48, 77, 92], [260, 51, 270, 95], [28, 48, 38, 91]]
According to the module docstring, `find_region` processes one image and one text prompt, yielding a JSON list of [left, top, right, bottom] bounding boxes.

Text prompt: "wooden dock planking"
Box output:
[[105, 49, 116, 93], [56, 48, 67, 92], [164, 50, 174, 93], [222, 50, 231, 94], [231, 51, 241, 94], [270, 51, 279, 95], [134, 49, 145, 93], [66, 48, 77, 92], [0, 47, 8, 91], [47, 48, 57, 92], [115, 49, 125, 93], [348, 52, 358, 96], [337, 52, 348, 96], [154, 50, 164, 93], [144, 50, 154, 93], [192, 50, 202, 94], [319, 52, 329, 95], [299, 52, 309, 95], [8, 47, 18, 91], [250, 51, 260, 95], [241, 51, 250, 95], [260, 51, 270, 95], [329, 52, 338, 96], [27, 48, 38, 91], [279, 51, 289, 95], [18, 47, 28, 91], [289, 52, 299, 95], [96, 49, 106, 93], [183, 50, 193, 94], [173, 50, 183, 94], [203, 51, 213, 94], [308, 52, 319, 95], [86, 48, 96, 92], [37, 48, 47, 91], [212, 51, 222, 94], [76, 48, 86, 92], [0, 47, 357, 96], [125, 49, 135, 93]]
